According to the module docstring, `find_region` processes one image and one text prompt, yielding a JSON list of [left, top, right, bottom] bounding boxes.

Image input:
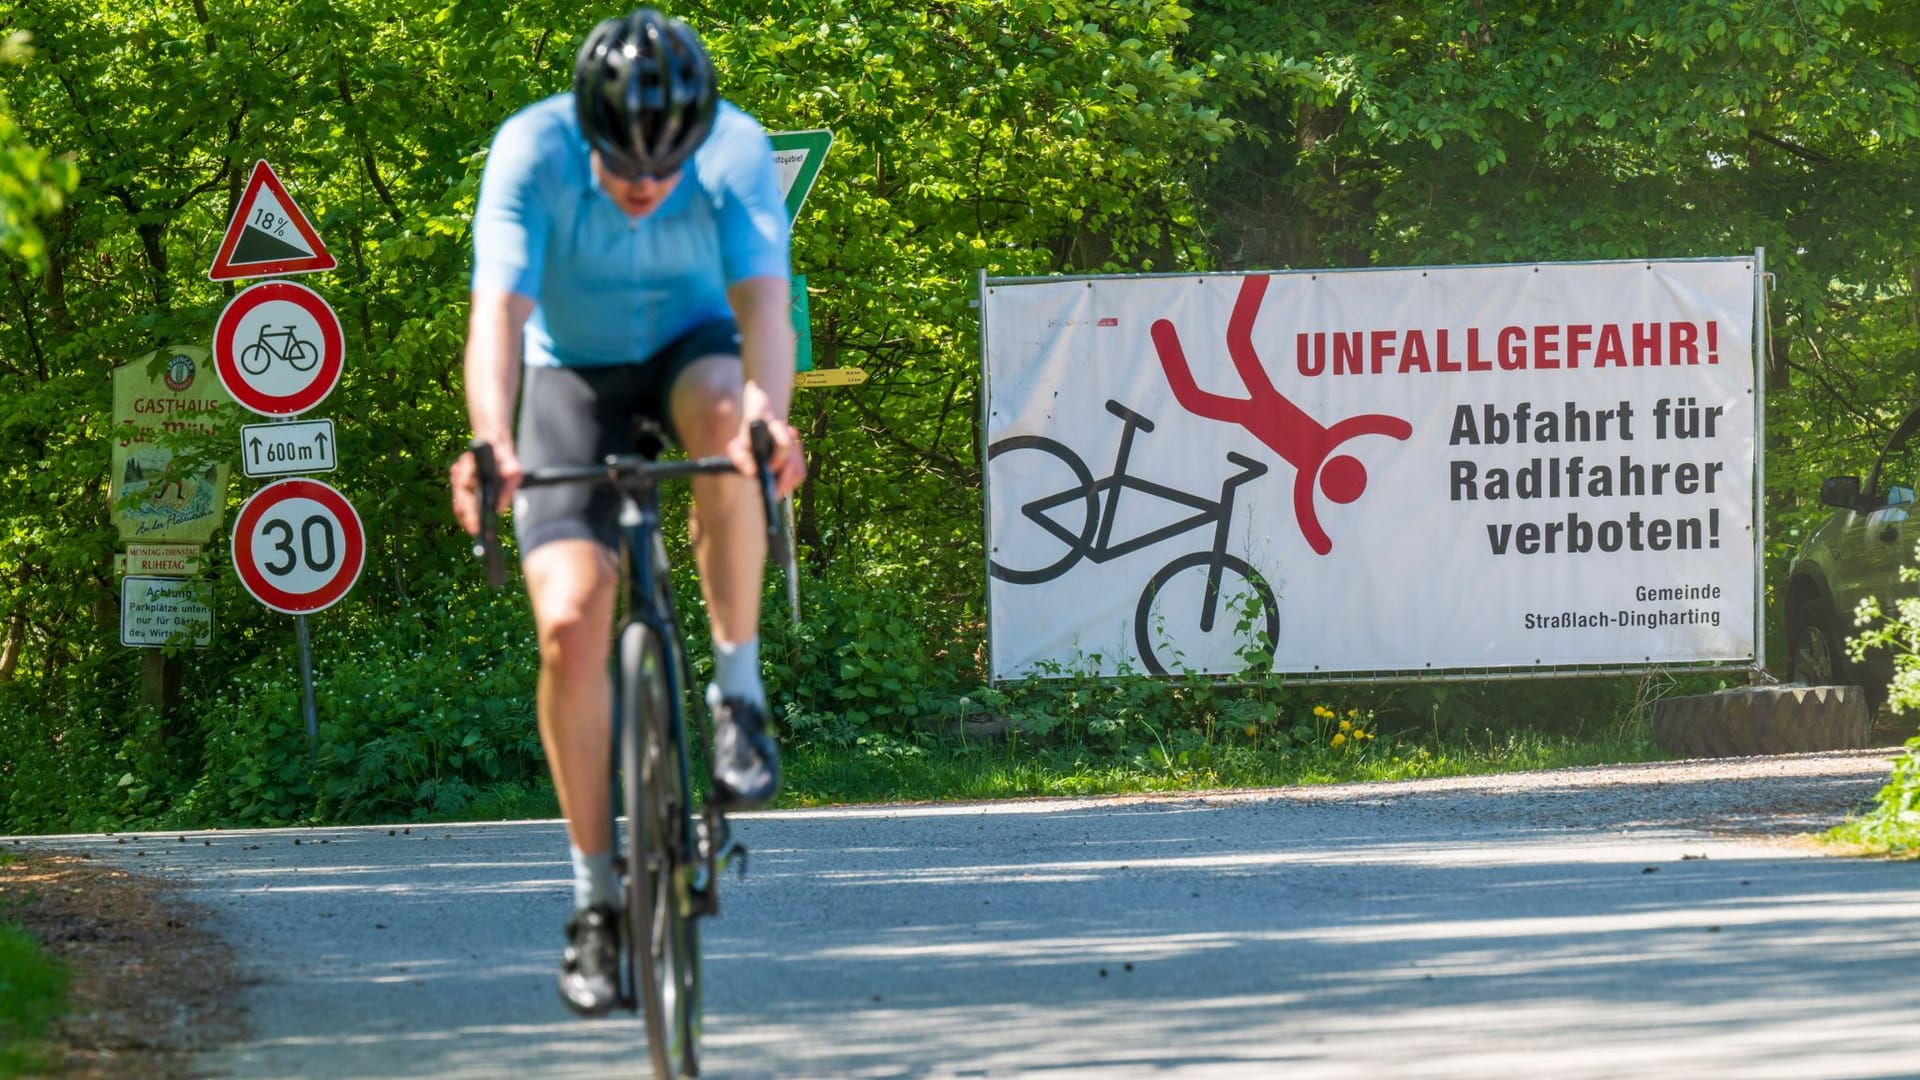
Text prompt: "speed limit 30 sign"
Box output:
[[232, 478, 365, 614]]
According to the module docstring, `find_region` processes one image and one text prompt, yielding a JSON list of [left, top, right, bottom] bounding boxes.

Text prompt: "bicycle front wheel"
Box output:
[[619, 621, 701, 1079], [1134, 552, 1279, 676]]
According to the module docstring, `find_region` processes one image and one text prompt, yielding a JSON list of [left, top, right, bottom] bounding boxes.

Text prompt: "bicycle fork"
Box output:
[[1197, 453, 1269, 632]]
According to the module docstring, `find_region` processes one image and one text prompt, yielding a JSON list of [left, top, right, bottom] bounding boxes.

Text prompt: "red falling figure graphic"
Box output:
[[1150, 275, 1412, 555]]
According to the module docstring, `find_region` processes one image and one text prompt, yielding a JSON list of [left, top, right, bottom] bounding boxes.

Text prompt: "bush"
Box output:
[[1831, 545, 1920, 852], [180, 583, 546, 827]]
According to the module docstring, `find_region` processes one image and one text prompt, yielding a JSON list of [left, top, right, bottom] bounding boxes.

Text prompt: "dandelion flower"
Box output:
[[1331, 733, 1347, 748], [1339, 719, 1352, 732], [1348, 708, 1361, 719], [1244, 725, 1258, 738], [1313, 705, 1334, 718]]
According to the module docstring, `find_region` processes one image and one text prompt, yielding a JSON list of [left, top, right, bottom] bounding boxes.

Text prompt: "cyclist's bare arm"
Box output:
[[725, 274, 806, 498], [452, 288, 534, 537]]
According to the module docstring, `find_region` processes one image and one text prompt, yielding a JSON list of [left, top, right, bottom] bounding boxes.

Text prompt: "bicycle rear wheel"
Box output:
[[619, 621, 701, 1078]]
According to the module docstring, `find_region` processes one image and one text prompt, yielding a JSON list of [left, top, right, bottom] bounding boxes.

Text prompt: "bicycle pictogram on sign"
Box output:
[[990, 273, 1415, 675], [239, 323, 320, 376]]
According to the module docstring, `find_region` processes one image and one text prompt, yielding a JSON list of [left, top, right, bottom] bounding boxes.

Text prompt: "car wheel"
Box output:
[[1786, 597, 1850, 686]]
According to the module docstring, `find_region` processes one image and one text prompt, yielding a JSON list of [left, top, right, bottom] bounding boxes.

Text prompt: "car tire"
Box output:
[[1651, 685, 1873, 758], [1785, 596, 1851, 687]]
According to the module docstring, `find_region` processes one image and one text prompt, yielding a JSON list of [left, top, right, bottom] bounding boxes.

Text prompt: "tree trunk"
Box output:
[[0, 611, 24, 683]]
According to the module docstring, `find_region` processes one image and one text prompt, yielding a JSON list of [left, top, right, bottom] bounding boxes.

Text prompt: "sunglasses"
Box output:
[[597, 151, 681, 184]]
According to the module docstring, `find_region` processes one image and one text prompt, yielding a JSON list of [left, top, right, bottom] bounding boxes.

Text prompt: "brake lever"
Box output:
[[470, 441, 506, 590], [747, 421, 801, 625], [779, 495, 801, 626]]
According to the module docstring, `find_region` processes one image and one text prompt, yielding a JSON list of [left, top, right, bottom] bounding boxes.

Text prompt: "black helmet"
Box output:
[[573, 9, 718, 179]]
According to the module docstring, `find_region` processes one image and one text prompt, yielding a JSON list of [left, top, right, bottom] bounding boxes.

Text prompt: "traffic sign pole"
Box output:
[[295, 614, 319, 766]]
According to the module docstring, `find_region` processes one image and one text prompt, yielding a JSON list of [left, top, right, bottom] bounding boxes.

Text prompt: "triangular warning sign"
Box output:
[[208, 160, 336, 281]]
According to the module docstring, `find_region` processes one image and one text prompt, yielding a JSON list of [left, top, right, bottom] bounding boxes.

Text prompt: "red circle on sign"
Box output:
[[231, 478, 366, 615], [212, 281, 345, 417]]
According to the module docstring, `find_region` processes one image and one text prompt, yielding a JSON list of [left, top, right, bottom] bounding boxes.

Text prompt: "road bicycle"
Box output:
[[471, 422, 789, 1079], [988, 399, 1279, 675], [239, 324, 319, 376]]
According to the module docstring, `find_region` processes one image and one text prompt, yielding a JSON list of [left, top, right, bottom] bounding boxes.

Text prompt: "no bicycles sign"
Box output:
[[212, 281, 344, 417]]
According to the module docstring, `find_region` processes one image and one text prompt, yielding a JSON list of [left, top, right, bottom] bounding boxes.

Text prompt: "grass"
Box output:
[[1824, 737, 1920, 855], [0, 857, 66, 1079], [779, 726, 1668, 807], [389, 721, 1668, 823]]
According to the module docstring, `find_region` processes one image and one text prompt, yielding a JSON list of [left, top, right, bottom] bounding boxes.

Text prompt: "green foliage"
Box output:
[[183, 588, 545, 827], [782, 695, 1664, 805], [0, 0, 1234, 832], [1831, 544, 1920, 851], [0, 32, 75, 271], [1, 0, 1916, 831], [0, 912, 65, 1077]]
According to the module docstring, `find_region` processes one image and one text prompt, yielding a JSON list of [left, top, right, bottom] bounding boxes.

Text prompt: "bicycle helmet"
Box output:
[[573, 9, 718, 179]]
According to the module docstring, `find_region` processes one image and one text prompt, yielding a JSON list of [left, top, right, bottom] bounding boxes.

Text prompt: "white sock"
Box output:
[[710, 635, 765, 707], [571, 844, 617, 911]]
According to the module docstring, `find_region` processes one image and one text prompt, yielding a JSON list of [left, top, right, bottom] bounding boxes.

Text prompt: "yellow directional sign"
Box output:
[[794, 367, 868, 389]]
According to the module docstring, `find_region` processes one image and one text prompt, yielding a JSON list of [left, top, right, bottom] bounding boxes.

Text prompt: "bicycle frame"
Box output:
[[1034, 400, 1268, 568], [470, 427, 786, 1080]]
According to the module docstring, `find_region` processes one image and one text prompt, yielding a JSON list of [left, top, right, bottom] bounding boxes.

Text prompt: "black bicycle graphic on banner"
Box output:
[[988, 399, 1279, 675]]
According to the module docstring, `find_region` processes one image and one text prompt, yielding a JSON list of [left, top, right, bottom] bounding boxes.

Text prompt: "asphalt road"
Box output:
[[18, 749, 1920, 1079]]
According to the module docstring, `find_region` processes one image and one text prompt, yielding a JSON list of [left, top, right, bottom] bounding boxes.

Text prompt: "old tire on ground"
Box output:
[[1652, 685, 1872, 758]]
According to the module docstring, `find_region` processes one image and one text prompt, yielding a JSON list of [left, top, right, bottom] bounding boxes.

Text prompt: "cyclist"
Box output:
[[447, 8, 806, 1017]]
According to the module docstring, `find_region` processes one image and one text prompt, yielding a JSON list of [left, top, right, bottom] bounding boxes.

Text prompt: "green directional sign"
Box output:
[[769, 129, 833, 224], [771, 131, 832, 376], [790, 274, 812, 373]]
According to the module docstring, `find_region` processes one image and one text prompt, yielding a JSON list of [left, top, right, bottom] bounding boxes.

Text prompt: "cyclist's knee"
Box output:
[[535, 603, 611, 679], [525, 543, 615, 676], [669, 357, 742, 453]]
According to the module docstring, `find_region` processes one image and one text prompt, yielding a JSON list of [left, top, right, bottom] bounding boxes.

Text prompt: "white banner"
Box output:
[[983, 259, 1758, 680]]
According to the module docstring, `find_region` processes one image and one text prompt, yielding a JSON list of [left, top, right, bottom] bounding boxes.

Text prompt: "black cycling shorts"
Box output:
[[513, 318, 741, 556]]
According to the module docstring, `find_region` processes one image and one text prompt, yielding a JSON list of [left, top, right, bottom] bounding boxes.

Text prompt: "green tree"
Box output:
[[0, 0, 1234, 830], [1187, 0, 1920, 659]]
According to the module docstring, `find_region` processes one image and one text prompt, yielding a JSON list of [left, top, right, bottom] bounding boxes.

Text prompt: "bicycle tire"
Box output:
[[286, 337, 320, 372], [619, 620, 701, 1079], [1134, 552, 1279, 676], [986, 435, 1097, 584], [239, 343, 270, 376]]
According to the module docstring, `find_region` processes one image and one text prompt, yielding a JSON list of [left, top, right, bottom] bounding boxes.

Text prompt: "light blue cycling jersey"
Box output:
[[471, 93, 790, 368]]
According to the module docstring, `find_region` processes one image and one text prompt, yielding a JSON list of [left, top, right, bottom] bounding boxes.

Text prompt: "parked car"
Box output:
[[1784, 402, 1920, 703]]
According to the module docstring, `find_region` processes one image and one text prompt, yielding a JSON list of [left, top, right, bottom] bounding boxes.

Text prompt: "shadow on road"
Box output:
[[14, 752, 1913, 1079]]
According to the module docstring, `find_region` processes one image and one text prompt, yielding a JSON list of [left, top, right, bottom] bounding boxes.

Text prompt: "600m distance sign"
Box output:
[[232, 478, 365, 615]]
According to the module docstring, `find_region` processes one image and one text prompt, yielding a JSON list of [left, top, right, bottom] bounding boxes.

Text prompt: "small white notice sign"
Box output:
[[120, 576, 213, 648], [241, 418, 338, 477]]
